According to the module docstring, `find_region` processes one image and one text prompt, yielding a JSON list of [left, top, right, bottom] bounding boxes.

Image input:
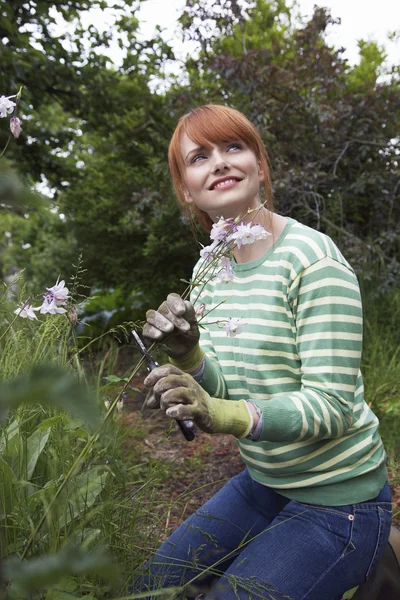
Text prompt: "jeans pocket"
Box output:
[[365, 506, 393, 579]]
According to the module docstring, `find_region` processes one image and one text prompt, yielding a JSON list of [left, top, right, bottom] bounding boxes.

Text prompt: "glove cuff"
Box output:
[[169, 343, 205, 373], [209, 398, 252, 438]]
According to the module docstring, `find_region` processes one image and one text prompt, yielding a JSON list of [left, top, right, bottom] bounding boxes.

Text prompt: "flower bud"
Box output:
[[195, 303, 206, 318], [10, 117, 22, 139], [69, 307, 77, 325]]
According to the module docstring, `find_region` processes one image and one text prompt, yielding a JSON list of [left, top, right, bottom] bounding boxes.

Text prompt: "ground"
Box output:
[[118, 366, 400, 541]]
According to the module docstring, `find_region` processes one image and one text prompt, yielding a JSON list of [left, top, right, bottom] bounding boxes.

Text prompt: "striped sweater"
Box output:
[[190, 218, 387, 505]]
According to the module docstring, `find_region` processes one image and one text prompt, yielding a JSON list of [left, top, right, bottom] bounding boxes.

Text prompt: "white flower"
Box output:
[[250, 223, 270, 241], [116, 399, 124, 413], [199, 241, 218, 262], [216, 256, 234, 283], [0, 95, 16, 118], [230, 222, 270, 249], [210, 217, 237, 242], [10, 117, 22, 138], [46, 278, 69, 304], [104, 400, 111, 411], [14, 303, 39, 320], [39, 298, 67, 315], [222, 318, 246, 337]]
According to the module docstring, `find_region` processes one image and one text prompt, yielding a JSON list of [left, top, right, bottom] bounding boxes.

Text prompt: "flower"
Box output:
[[230, 222, 270, 249], [216, 256, 234, 283], [0, 95, 16, 118], [116, 399, 124, 413], [210, 217, 237, 242], [10, 117, 22, 138], [199, 241, 219, 262], [222, 318, 246, 337], [14, 303, 39, 320], [104, 400, 111, 411], [195, 303, 206, 318], [39, 298, 67, 315], [46, 278, 69, 304]]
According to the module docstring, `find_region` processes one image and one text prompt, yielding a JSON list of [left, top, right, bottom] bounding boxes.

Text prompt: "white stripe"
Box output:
[[203, 288, 285, 299], [217, 346, 301, 361], [298, 297, 362, 311], [297, 314, 363, 328], [303, 256, 353, 277], [300, 349, 360, 359], [300, 278, 359, 295], [301, 378, 356, 393], [291, 395, 309, 439], [302, 365, 359, 376], [297, 331, 362, 343], [275, 246, 311, 268], [231, 273, 290, 286], [211, 331, 295, 344], [306, 389, 345, 435], [206, 317, 294, 330], [225, 374, 298, 386], [220, 360, 301, 375], [286, 234, 325, 260]]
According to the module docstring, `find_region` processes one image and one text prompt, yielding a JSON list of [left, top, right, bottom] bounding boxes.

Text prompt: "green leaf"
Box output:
[[26, 427, 51, 480], [58, 468, 109, 528], [0, 418, 19, 452], [0, 456, 17, 511], [37, 415, 64, 430]]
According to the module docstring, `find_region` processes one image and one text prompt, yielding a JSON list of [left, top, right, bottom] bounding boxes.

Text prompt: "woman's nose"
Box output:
[[211, 151, 229, 173]]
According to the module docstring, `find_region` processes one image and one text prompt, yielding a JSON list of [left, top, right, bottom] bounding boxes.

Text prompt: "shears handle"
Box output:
[[145, 359, 195, 442]]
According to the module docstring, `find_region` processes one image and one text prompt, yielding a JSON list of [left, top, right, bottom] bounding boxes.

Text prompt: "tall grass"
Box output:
[[361, 287, 400, 462], [0, 280, 173, 598]]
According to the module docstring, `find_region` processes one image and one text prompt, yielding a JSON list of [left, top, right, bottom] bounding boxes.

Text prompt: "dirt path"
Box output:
[[120, 370, 399, 538]]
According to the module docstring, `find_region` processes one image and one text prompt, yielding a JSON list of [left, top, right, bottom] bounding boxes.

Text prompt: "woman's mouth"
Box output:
[[211, 178, 241, 191]]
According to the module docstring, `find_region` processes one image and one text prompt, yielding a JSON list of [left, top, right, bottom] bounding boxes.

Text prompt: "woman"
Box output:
[[135, 105, 392, 600]]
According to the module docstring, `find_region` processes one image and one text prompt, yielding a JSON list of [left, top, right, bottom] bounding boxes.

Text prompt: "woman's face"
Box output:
[[180, 132, 264, 221]]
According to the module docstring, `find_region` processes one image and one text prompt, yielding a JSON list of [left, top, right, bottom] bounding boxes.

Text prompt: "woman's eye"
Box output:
[[192, 154, 206, 163], [227, 143, 242, 151]]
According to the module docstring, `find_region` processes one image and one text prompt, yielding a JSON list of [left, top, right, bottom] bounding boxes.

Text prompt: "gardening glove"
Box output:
[[143, 293, 204, 372], [144, 364, 252, 438]]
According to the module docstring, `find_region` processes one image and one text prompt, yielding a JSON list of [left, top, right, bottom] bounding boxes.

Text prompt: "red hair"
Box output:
[[168, 104, 273, 232]]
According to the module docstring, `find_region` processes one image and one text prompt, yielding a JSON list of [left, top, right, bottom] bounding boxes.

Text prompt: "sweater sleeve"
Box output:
[[189, 266, 229, 400], [252, 256, 363, 443]]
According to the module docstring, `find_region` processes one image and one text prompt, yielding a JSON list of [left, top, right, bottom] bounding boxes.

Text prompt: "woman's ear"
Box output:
[[258, 162, 264, 182], [183, 189, 193, 204]]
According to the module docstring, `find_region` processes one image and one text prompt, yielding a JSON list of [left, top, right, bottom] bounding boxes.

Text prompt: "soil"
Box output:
[[116, 348, 400, 539]]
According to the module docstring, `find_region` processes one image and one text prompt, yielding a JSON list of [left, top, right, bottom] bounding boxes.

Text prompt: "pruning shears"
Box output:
[[131, 330, 195, 442]]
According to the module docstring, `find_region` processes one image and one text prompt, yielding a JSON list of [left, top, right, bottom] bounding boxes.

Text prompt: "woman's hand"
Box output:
[[144, 364, 252, 438], [143, 293, 200, 359]]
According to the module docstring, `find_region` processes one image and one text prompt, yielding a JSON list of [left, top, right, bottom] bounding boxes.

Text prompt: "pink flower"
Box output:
[[195, 303, 206, 318], [10, 117, 22, 138]]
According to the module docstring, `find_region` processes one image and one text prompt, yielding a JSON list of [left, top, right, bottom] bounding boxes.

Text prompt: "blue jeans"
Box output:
[[132, 468, 392, 600]]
